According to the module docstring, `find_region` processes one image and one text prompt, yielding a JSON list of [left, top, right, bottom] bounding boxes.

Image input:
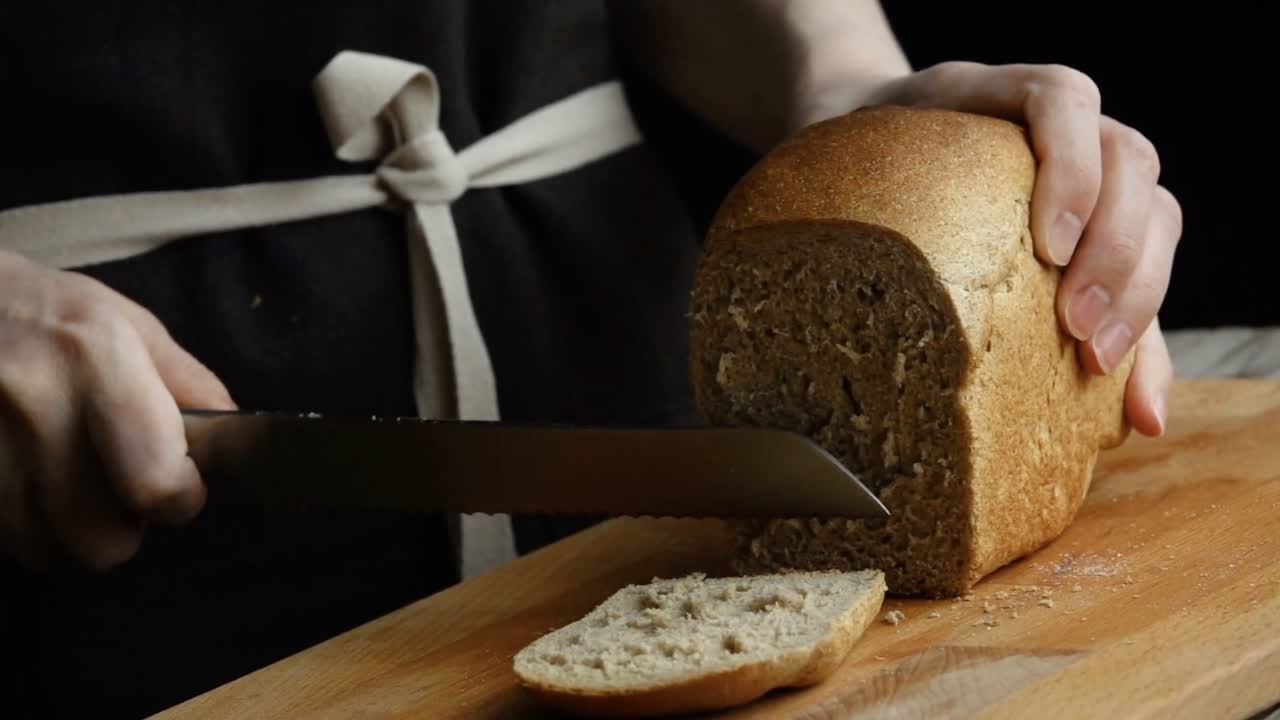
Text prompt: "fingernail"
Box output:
[[1065, 285, 1111, 340], [1153, 391, 1168, 435], [1092, 321, 1133, 374], [1049, 211, 1083, 266], [220, 389, 239, 411]]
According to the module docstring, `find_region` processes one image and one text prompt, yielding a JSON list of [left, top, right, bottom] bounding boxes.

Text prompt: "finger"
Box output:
[[1057, 117, 1162, 368], [1022, 72, 1103, 267], [0, 423, 63, 571], [907, 62, 1104, 266], [105, 291, 236, 411], [142, 330, 235, 411], [47, 426, 146, 572], [78, 314, 207, 528], [1123, 319, 1174, 437], [6, 357, 145, 572], [1076, 185, 1182, 375], [0, 341, 65, 570]]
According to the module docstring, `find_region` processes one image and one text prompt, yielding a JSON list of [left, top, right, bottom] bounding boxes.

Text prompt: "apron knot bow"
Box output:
[[378, 130, 467, 206], [305, 50, 642, 423]]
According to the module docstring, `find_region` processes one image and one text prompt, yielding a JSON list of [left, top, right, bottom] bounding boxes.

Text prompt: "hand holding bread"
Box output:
[[796, 60, 1181, 438]]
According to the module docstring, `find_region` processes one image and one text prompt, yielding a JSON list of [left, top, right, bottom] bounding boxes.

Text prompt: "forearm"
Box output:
[[609, 0, 912, 152]]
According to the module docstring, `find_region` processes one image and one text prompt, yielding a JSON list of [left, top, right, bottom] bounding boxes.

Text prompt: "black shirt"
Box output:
[[0, 2, 702, 716]]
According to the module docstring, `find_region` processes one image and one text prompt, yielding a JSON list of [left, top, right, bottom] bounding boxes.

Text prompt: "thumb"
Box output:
[[146, 333, 237, 412], [111, 298, 237, 411]]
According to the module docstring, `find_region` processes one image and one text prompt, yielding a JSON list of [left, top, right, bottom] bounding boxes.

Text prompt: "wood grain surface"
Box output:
[[154, 379, 1280, 719]]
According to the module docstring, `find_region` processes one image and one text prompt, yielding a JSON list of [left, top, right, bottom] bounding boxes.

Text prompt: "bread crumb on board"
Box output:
[[1039, 598, 1055, 608], [884, 610, 906, 626], [928, 611, 942, 619]]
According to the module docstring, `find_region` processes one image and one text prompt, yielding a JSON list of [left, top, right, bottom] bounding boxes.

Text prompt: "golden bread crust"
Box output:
[[696, 105, 1132, 595]]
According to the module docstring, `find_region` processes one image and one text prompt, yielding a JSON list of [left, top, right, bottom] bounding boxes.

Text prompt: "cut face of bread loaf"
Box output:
[[512, 570, 886, 717], [690, 105, 1132, 598]]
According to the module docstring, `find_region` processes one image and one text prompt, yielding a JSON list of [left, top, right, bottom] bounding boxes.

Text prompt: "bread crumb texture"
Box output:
[[690, 105, 1133, 598], [513, 570, 885, 717]]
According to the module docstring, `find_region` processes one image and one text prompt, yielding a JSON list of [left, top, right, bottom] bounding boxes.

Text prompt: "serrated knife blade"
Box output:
[[181, 410, 888, 519]]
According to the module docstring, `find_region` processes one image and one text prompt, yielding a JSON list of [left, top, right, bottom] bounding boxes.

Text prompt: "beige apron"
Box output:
[[0, 50, 643, 578]]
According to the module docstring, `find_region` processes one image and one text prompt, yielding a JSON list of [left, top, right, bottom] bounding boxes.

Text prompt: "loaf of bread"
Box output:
[[513, 570, 886, 717], [689, 105, 1133, 598]]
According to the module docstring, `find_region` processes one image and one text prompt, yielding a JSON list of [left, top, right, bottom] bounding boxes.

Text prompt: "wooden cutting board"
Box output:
[[155, 379, 1280, 719]]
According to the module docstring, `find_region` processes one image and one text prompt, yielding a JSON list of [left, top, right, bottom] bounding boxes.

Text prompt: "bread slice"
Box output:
[[689, 105, 1133, 597], [512, 570, 886, 717]]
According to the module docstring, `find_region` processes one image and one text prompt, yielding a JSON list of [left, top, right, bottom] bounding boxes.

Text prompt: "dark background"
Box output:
[[622, 3, 1276, 332], [886, 4, 1274, 331]]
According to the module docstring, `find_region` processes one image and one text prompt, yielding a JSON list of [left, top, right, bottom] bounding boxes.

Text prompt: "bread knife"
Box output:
[[181, 410, 889, 519]]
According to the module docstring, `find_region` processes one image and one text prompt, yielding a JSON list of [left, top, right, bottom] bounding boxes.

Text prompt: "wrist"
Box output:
[[772, 2, 914, 139], [613, 0, 915, 151], [787, 64, 909, 136]]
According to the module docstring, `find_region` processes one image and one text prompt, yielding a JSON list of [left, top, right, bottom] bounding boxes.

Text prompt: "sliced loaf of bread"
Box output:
[[512, 569, 886, 717], [689, 105, 1133, 597]]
